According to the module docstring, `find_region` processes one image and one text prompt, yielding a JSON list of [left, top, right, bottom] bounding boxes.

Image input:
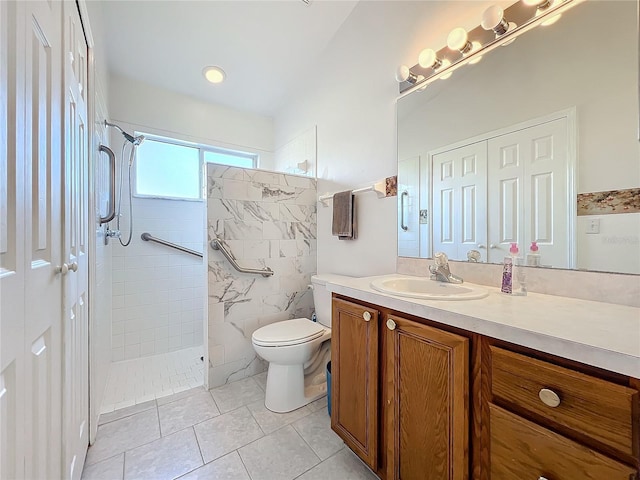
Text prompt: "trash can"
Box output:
[[326, 361, 332, 417]]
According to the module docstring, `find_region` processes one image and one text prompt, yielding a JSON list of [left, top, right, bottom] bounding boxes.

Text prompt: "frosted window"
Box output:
[[204, 150, 256, 168], [135, 139, 200, 200]]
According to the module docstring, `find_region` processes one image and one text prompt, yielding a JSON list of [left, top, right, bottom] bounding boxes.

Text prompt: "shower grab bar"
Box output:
[[141, 232, 203, 258], [400, 191, 409, 231], [210, 237, 274, 277], [99, 144, 116, 225]]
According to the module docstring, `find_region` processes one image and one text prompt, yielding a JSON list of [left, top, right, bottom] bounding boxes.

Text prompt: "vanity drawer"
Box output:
[[490, 404, 637, 480], [490, 346, 638, 456]]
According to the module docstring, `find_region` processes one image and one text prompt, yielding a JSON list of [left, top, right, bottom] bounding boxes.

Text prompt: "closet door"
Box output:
[[487, 118, 569, 267], [62, 1, 90, 478], [0, 2, 27, 478], [432, 142, 488, 262], [1, 1, 65, 478]]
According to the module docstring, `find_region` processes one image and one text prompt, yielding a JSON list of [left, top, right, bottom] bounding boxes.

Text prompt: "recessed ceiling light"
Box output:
[[203, 66, 226, 84]]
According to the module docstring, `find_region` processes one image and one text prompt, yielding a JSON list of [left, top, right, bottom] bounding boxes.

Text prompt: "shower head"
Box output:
[[105, 120, 145, 146]]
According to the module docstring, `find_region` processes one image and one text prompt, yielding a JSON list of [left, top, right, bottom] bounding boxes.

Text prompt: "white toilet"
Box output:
[[252, 274, 333, 413]]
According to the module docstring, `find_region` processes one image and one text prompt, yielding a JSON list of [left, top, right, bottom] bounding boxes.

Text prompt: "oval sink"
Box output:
[[370, 277, 489, 301]]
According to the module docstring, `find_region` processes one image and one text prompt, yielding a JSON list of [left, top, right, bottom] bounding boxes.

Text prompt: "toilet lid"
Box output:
[[252, 318, 325, 347]]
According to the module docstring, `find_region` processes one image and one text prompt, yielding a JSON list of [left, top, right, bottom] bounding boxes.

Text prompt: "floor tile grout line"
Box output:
[[191, 425, 206, 469], [235, 448, 254, 480]]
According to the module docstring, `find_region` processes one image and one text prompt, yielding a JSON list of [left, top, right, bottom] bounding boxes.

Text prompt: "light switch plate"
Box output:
[[586, 218, 600, 234]]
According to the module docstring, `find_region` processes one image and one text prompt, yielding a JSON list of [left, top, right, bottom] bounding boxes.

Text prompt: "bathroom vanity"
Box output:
[[327, 275, 640, 480]]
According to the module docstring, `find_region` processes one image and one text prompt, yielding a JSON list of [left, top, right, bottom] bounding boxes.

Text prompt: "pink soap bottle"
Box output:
[[527, 242, 541, 267]]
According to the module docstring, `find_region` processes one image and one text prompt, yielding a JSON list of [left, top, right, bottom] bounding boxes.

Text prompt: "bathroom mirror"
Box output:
[[397, 0, 640, 274]]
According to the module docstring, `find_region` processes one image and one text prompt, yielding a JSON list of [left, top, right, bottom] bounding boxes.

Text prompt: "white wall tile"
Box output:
[[111, 196, 205, 359]]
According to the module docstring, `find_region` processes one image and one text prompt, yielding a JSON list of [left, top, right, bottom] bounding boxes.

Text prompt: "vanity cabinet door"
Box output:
[[385, 315, 469, 480], [331, 298, 379, 471]]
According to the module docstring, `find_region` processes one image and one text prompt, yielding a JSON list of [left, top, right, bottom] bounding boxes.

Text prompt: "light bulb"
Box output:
[[481, 5, 512, 36], [447, 27, 472, 54], [203, 66, 226, 84], [418, 48, 442, 69], [395, 65, 418, 84]]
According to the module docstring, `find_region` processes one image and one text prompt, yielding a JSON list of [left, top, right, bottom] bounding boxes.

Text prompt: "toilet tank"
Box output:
[[310, 274, 337, 328]]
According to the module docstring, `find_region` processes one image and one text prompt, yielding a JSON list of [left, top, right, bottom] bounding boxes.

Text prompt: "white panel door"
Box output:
[[486, 137, 522, 263], [0, 2, 27, 478], [432, 142, 488, 261], [62, 1, 90, 478], [2, 1, 65, 478], [488, 118, 569, 267]]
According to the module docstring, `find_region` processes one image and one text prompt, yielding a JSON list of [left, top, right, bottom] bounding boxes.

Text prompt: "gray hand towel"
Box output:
[[332, 191, 356, 240]]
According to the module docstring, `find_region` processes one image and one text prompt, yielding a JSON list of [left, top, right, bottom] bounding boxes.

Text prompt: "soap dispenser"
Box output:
[[526, 241, 541, 267], [510, 243, 527, 296]]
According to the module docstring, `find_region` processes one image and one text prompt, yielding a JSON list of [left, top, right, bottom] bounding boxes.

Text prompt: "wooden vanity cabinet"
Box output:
[[384, 314, 469, 480], [484, 342, 640, 480], [331, 297, 380, 471], [330, 295, 640, 480], [331, 296, 471, 480]]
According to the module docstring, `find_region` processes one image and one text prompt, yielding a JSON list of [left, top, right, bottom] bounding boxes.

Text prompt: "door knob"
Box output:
[[68, 262, 78, 272], [362, 311, 371, 322], [489, 244, 498, 249], [56, 263, 69, 274]]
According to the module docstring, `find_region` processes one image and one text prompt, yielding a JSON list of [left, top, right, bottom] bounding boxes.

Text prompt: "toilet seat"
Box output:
[[252, 318, 325, 347]]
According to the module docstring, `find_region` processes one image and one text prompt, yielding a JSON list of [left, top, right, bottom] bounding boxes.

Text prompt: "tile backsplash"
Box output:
[[206, 165, 317, 388]]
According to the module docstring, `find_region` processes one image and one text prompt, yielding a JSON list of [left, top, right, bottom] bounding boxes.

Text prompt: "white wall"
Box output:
[[109, 74, 275, 169]]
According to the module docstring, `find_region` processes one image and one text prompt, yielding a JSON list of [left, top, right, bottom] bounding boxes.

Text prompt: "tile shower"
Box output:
[[206, 165, 317, 388]]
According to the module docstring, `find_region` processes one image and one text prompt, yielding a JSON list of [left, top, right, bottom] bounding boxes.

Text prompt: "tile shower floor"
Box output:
[[101, 346, 205, 414], [83, 374, 377, 480]]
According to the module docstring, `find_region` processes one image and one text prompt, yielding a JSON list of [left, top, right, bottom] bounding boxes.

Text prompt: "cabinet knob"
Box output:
[[386, 319, 396, 331], [538, 388, 561, 408], [69, 262, 78, 272], [56, 263, 69, 275], [363, 311, 371, 322], [538, 477, 549, 480]]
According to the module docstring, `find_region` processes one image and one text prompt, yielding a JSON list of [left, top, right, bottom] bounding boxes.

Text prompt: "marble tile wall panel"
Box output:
[[206, 165, 318, 387]]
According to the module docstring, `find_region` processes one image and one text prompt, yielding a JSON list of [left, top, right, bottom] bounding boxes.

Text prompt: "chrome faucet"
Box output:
[[429, 252, 464, 284]]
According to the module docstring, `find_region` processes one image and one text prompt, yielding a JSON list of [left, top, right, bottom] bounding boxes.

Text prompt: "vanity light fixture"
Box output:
[[447, 27, 473, 54], [418, 48, 442, 70], [395, 64, 419, 84], [395, 0, 578, 94], [523, 0, 552, 11], [203, 66, 226, 84], [481, 6, 515, 36]]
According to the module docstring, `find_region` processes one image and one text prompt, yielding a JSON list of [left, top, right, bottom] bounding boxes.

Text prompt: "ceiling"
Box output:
[[100, 0, 359, 118]]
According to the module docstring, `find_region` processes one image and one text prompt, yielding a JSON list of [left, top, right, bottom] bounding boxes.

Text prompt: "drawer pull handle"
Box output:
[[386, 319, 397, 331], [539, 388, 561, 408], [363, 311, 372, 322]]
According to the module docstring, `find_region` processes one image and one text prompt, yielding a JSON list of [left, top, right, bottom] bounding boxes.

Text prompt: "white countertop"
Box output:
[[324, 274, 640, 378]]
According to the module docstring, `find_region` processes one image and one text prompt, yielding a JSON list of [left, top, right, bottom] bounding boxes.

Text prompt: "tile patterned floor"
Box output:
[[101, 346, 204, 414], [83, 374, 378, 480]]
